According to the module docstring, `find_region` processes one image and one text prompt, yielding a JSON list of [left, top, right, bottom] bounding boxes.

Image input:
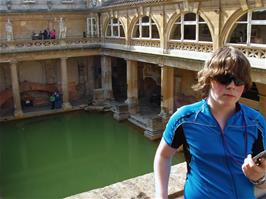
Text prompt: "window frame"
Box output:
[[227, 9, 266, 46], [170, 13, 212, 43], [132, 16, 160, 40], [87, 17, 97, 37], [105, 18, 125, 38]]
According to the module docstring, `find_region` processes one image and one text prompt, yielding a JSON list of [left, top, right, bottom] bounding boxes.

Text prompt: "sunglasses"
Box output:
[[214, 74, 245, 86]]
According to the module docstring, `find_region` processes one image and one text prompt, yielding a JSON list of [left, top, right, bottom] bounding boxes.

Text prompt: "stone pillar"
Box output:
[[204, 1, 222, 50], [126, 60, 138, 114], [86, 57, 95, 97], [212, 9, 223, 51], [101, 56, 113, 100], [160, 7, 167, 53], [256, 83, 266, 118], [10, 60, 23, 118], [60, 57, 72, 110], [160, 66, 174, 117]]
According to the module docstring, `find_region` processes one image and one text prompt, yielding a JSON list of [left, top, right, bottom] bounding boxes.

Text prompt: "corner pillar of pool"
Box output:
[[10, 60, 24, 118], [160, 65, 174, 117], [101, 56, 113, 101], [60, 57, 72, 110], [126, 59, 139, 114]]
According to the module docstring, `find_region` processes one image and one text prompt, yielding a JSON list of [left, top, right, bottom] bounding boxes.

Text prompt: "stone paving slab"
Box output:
[[65, 163, 187, 199]]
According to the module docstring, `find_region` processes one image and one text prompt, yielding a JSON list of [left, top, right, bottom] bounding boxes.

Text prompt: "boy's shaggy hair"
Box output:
[[193, 47, 252, 97]]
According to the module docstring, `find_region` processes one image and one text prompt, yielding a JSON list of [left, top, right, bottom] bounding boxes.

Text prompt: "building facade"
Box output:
[[0, 0, 265, 136]]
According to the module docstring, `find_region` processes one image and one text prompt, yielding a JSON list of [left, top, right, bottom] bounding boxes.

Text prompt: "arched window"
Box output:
[[228, 9, 266, 45], [170, 13, 212, 42], [106, 18, 125, 38], [132, 16, 159, 39]]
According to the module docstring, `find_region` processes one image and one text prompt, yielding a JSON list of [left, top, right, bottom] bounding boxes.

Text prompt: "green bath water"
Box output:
[[0, 111, 183, 199]]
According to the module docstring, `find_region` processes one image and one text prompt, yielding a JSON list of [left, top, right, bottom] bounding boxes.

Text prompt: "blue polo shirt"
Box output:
[[163, 99, 266, 199]]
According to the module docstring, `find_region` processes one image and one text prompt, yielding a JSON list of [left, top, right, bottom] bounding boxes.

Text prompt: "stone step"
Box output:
[[128, 115, 147, 129]]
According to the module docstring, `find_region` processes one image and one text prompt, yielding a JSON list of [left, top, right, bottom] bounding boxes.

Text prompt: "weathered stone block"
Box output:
[[114, 103, 128, 113], [113, 103, 129, 121], [93, 88, 105, 105], [148, 116, 163, 131]]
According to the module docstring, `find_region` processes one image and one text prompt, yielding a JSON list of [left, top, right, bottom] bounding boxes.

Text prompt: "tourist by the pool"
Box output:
[[154, 47, 266, 199], [54, 91, 61, 109], [49, 93, 55, 109]]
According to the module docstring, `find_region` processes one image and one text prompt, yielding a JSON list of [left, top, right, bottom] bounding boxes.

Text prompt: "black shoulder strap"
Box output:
[[171, 125, 185, 149], [252, 129, 264, 156], [172, 125, 191, 173]]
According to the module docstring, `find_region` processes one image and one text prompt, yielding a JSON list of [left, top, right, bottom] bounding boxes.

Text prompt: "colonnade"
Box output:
[[124, 59, 266, 118], [7, 55, 266, 119], [9, 57, 73, 118]]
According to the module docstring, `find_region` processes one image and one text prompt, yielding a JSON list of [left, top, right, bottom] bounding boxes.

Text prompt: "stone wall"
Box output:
[[65, 161, 266, 199], [65, 163, 187, 199]]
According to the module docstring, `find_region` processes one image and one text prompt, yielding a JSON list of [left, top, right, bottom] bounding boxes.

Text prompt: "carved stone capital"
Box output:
[[239, 0, 249, 10], [10, 59, 17, 65]]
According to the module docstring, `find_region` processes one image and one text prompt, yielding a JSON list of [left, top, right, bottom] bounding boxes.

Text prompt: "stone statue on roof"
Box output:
[[5, 18, 14, 41], [87, 0, 100, 8], [59, 17, 67, 39]]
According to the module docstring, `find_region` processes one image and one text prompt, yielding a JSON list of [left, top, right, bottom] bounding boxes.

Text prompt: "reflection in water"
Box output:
[[0, 111, 182, 199]]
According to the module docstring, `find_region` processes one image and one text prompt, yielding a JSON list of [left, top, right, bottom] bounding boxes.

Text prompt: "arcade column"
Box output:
[[60, 57, 72, 110], [160, 66, 174, 117], [126, 60, 139, 114], [101, 56, 113, 100], [10, 60, 23, 118]]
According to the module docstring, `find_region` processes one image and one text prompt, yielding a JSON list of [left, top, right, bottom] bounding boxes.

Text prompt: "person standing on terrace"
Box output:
[[154, 47, 266, 199], [50, 29, 56, 39]]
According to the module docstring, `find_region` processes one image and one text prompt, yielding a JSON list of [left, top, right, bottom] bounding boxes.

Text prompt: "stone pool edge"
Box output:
[[65, 162, 187, 199]]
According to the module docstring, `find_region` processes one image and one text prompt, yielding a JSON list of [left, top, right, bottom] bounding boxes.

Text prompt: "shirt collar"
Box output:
[[198, 99, 242, 124]]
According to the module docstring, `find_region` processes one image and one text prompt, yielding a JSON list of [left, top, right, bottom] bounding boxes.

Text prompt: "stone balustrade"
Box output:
[[0, 39, 60, 49], [168, 41, 213, 53], [0, 37, 100, 53], [64, 37, 100, 45], [226, 44, 266, 59], [104, 37, 126, 45], [130, 39, 161, 48], [0, 37, 265, 65]]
